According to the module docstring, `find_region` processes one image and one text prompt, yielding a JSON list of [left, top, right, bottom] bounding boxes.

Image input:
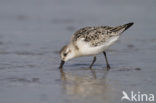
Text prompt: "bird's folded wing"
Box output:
[[72, 26, 121, 47]]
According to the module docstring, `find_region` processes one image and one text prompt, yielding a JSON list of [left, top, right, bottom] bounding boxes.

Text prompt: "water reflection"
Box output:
[[59, 68, 116, 103]]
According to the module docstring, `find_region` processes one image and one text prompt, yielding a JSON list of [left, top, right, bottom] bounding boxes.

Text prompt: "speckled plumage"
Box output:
[[59, 22, 134, 69], [72, 23, 132, 47]]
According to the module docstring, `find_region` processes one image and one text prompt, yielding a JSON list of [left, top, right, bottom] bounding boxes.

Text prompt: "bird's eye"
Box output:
[[63, 53, 67, 56]]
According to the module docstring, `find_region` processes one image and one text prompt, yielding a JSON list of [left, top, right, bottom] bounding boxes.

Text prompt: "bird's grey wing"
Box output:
[[72, 26, 117, 47], [71, 27, 92, 41], [72, 23, 133, 47]]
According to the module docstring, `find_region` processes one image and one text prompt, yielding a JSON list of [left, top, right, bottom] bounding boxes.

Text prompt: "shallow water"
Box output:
[[0, 0, 156, 103]]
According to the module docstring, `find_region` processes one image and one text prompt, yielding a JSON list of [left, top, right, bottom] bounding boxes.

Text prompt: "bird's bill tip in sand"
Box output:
[[59, 60, 65, 69]]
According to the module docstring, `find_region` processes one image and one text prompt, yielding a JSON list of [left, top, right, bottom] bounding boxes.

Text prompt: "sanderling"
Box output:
[[59, 22, 134, 70]]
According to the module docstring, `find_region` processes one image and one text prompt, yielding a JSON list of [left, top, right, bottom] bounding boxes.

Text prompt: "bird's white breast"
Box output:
[[77, 36, 119, 56]]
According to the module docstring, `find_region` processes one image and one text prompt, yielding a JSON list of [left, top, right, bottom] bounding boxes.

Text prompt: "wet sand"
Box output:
[[0, 0, 156, 103]]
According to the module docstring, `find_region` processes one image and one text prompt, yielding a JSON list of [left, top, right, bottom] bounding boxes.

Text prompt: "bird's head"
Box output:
[[59, 44, 76, 68]]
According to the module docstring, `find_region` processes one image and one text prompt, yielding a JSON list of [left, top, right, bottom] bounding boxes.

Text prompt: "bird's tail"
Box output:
[[111, 22, 134, 34], [122, 22, 134, 31]]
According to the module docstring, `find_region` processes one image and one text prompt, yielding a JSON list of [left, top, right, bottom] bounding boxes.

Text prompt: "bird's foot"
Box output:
[[106, 64, 110, 71]]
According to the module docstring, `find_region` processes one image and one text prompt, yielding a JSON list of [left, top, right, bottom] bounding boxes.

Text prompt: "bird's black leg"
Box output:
[[89, 56, 96, 68], [103, 51, 110, 70]]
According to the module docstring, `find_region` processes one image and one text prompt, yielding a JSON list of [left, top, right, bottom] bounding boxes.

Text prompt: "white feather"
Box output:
[[76, 36, 119, 56]]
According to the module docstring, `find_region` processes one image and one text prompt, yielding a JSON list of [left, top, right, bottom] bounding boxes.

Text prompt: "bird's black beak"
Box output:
[[59, 60, 65, 69]]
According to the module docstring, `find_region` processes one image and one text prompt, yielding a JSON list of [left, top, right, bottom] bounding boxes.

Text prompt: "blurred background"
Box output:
[[0, 0, 156, 103]]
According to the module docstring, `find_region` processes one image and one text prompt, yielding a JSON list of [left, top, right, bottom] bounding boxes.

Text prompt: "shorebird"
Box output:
[[59, 22, 134, 70]]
